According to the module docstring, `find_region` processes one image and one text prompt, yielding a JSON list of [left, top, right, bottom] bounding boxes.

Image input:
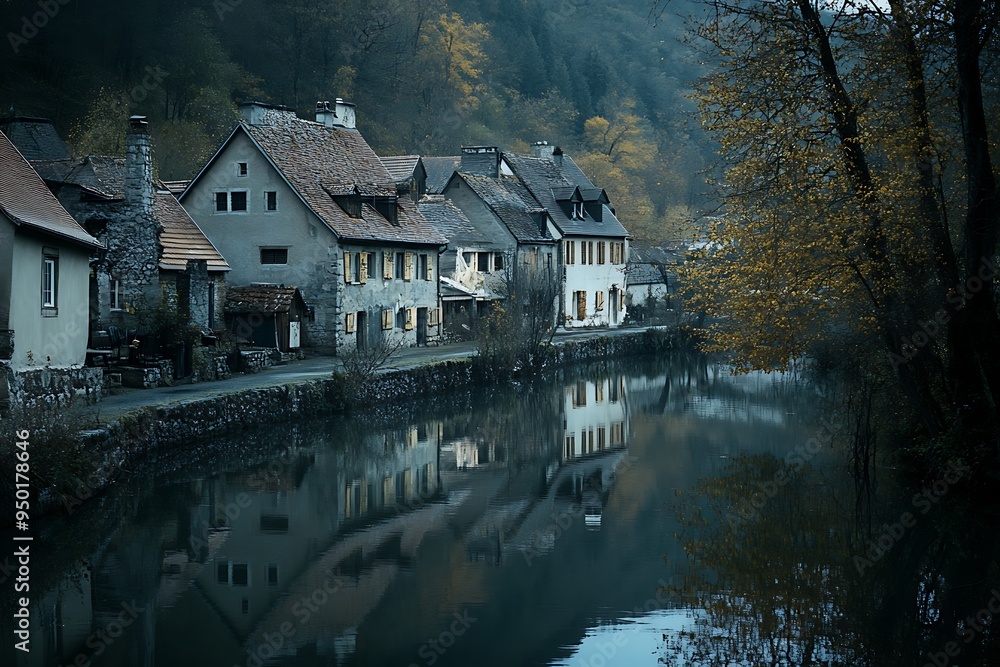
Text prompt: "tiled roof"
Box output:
[[504, 153, 629, 239], [32, 155, 125, 199], [154, 189, 230, 272], [417, 197, 496, 249], [422, 156, 461, 194], [628, 243, 679, 285], [225, 285, 307, 313], [379, 155, 421, 182], [239, 110, 445, 245], [0, 117, 71, 162], [459, 173, 552, 243], [0, 130, 102, 248]]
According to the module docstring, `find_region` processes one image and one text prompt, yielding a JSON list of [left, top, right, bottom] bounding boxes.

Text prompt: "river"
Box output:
[[3, 356, 998, 666]]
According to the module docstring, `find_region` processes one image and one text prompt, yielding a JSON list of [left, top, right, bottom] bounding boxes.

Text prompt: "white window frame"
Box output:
[[214, 190, 249, 214]]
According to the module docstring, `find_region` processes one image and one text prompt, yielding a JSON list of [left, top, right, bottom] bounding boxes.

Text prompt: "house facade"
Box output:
[[0, 129, 104, 410], [1, 116, 230, 338], [502, 146, 630, 328], [181, 101, 446, 354]]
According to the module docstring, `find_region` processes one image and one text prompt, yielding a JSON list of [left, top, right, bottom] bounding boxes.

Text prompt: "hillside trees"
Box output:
[[680, 0, 1000, 462]]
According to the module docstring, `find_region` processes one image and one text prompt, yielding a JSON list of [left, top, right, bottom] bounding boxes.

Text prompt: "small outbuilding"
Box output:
[[224, 285, 309, 352]]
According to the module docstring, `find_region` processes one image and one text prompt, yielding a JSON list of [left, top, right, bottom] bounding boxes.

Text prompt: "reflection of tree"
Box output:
[[667, 454, 1000, 666]]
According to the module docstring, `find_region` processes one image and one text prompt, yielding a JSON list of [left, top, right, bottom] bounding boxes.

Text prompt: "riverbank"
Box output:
[[12, 327, 678, 523]]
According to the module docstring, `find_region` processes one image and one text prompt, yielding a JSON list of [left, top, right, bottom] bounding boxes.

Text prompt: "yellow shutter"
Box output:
[[383, 252, 393, 279], [428, 307, 440, 326], [404, 252, 413, 281], [405, 307, 416, 330], [596, 291, 605, 311], [426, 257, 434, 281], [344, 252, 352, 283], [381, 309, 392, 329], [346, 312, 356, 333], [359, 253, 368, 284]]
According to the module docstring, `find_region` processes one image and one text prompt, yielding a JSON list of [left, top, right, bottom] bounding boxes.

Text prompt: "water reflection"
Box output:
[[10, 356, 977, 667]]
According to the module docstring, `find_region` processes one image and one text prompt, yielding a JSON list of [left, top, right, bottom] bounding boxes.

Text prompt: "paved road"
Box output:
[[70, 326, 654, 428]]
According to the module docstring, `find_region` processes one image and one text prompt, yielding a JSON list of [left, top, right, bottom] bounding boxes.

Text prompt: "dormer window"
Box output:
[[237, 162, 248, 177], [573, 202, 585, 219]]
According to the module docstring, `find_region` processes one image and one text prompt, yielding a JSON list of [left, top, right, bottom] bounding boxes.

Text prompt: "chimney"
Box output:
[[238, 101, 297, 126], [125, 116, 153, 211], [316, 98, 356, 129], [552, 146, 564, 169], [532, 141, 554, 159], [460, 146, 499, 178]]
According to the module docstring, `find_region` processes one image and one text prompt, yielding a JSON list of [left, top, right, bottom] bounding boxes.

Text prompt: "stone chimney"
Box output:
[[552, 146, 564, 168], [125, 116, 153, 211], [532, 141, 554, 159], [316, 98, 356, 129], [460, 146, 499, 178]]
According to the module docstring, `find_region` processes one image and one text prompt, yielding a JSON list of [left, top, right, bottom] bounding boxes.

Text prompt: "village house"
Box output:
[[180, 101, 447, 354], [437, 147, 559, 325], [0, 129, 104, 409], [0, 115, 231, 341], [379, 155, 426, 202], [502, 144, 630, 328], [625, 242, 680, 322]]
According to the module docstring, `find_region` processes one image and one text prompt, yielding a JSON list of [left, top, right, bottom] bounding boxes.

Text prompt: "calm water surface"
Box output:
[[5, 358, 998, 666]]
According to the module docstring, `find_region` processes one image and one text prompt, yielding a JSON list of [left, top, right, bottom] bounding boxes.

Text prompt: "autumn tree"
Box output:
[[679, 0, 1000, 463]]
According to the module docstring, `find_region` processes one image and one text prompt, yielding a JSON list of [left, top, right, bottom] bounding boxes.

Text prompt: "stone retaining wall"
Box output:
[[1, 364, 103, 415], [32, 330, 676, 518]]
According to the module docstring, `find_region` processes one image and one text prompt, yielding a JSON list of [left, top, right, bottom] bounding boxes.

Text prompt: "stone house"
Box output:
[[180, 101, 447, 354], [502, 145, 630, 328], [1, 115, 231, 339], [0, 129, 104, 409], [438, 147, 559, 323]]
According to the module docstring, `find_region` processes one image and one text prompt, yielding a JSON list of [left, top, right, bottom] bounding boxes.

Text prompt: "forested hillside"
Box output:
[[0, 0, 714, 242]]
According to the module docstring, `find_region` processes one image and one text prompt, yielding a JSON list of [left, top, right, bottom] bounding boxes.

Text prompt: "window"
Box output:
[[573, 202, 585, 219], [382, 309, 393, 330], [418, 254, 428, 281], [477, 252, 491, 273], [237, 162, 248, 176], [598, 426, 607, 449], [231, 191, 247, 211], [565, 435, 575, 459], [424, 255, 434, 281], [265, 191, 277, 211], [598, 242, 606, 265], [259, 515, 289, 533], [395, 252, 406, 279], [573, 381, 587, 407], [588, 242, 594, 265], [260, 248, 288, 265], [383, 252, 394, 279], [367, 253, 376, 280], [267, 563, 280, 586], [596, 381, 605, 403], [575, 291, 587, 320], [494, 253, 504, 271], [42, 249, 58, 315], [596, 291, 605, 311], [353, 252, 363, 283], [216, 191, 248, 212], [565, 241, 574, 265], [396, 308, 406, 329], [216, 561, 250, 586], [404, 252, 414, 281], [110, 277, 124, 311], [405, 307, 416, 330]]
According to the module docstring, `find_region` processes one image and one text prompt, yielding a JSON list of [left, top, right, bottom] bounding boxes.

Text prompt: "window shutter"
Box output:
[[596, 291, 605, 311], [404, 253, 413, 281], [344, 252, 352, 284], [346, 312, 356, 333], [425, 258, 434, 281], [382, 309, 393, 330], [359, 253, 368, 284], [405, 307, 416, 330]]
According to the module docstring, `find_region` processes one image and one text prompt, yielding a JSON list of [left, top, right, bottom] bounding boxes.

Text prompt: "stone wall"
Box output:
[[29, 330, 676, 519], [0, 364, 103, 415]]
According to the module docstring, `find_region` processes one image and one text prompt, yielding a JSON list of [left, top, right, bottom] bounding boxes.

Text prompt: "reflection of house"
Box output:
[[180, 101, 446, 354], [1, 116, 230, 335], [502, 145, 630, 328], [224, 285, 309, 352], [0, 129, 103, 408], [562, 376, 629, 460]]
